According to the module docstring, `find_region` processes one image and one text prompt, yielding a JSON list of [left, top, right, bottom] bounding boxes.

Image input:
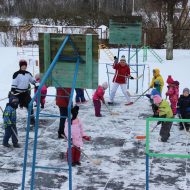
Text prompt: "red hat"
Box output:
[[19, 60, 27, 67], [166, 75, 174, 84]]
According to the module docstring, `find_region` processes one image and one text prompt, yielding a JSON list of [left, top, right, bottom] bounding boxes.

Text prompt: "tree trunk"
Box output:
[[166, 1, 175, 60]]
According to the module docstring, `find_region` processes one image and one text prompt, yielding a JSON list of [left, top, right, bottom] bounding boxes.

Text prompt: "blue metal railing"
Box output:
[[21, 34, 81, 190]]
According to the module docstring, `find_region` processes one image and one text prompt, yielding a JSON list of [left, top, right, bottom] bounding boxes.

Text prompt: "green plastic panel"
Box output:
[[109, 16, 142, 45], [39, 33, 99, 89]]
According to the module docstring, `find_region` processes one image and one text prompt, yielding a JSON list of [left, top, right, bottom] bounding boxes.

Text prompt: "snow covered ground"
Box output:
[[0, 47, 190, 190]]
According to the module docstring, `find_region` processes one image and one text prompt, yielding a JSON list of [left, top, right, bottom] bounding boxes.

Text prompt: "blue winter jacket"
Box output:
[[3, 104, 16, 128]]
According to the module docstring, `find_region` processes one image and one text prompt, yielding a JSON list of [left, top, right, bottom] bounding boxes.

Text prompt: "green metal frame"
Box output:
[[146, 117, 190, 190]]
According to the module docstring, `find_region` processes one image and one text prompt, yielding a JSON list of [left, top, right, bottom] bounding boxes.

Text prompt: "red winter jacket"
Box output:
[[93, 86, 105, 101], [112, 62, 130, 84], [56, 87, 71, 107]]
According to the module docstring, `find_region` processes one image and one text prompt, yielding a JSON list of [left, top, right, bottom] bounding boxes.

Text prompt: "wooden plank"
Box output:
[[85, 34, 93, 88], [44, 33, 52, 86]]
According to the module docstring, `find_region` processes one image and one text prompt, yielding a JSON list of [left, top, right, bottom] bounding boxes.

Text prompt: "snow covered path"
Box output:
[[0, 95, 189, 190]]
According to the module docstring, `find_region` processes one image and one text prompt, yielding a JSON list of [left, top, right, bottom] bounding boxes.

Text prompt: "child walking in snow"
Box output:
[[177, 88, 190, 131], [34, 73, 47, 109], [93, 82, 108, 117], [166, 75, 179, 115], [2, 95, 20, 148], [64, 105, 91, 166], [108, 55, 133, 105], [153, 95, 173, 142]]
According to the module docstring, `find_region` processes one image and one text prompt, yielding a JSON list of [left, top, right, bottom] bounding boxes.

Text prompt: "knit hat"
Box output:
[[153, 95, 162, 104], [71, 105, 79, 120], [166, 75, 174, 84], [120, 55, 126, 62], [102, 82, 108, 89], [19, 60, 27, 67], [183, 88, 190, 94]]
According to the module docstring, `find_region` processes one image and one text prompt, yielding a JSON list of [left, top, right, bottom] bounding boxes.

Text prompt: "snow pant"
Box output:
[[3, 125, 18, 145], [15, 91, 35, 124], [93, 99, 101, 117], [75, 88, 86, 103], [169, 98, 177, 115], [109, 82, 131, 103], [160, 121, 172, 142], [66, 147, 81, 164], [58, 107, 68, 136], [180, 112, 190, 130]]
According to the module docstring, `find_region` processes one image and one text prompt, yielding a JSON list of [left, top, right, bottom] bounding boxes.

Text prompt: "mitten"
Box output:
[[157, 121, 162, 125], [130, 76, 134, 80], [83, 136, 91, 141]]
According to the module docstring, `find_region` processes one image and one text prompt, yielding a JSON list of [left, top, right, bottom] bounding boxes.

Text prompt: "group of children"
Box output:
[[3, 57, 190, 167], [148, 69, 190, 142]]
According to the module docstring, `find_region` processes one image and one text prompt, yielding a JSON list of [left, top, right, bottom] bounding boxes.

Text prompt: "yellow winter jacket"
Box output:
[[150, 68, 164, 93], [159, 100, 173, 118]]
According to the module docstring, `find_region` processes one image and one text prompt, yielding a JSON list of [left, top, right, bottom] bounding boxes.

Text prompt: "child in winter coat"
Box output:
[[166, 75, 179, 115], [153, 95, 173, 142], [108, 55, 133, 105], [34, 73, 47, 109], [3, 95, 20, 148], [149, 68, 164, 94], [64, 105, 91, 166], [177, 88, 190, 131], [93, 82, 108, 117]]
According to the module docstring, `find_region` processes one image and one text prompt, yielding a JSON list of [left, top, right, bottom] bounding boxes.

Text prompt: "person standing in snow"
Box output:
[[165, 75, 179, 115], [56, 87, 72, 138], [177, 88, 190, 131], [10, 60, 37, 125], [64, 105, 91, 166], [149, 68, 164, 94], [75, 88, 87, 104], [34, 73, 47, 109], [93, 82, 108, 117], [2, 95, 20, 148], [153, 95, 173, 142], [108, 55, 133, 105]]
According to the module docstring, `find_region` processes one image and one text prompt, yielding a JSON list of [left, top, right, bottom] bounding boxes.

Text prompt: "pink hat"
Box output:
[[153, 95, 162, 104]]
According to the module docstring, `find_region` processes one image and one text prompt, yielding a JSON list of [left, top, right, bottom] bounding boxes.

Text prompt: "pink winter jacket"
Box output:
[[92, 86, 105, 101], [166, 85, 179, 102], [34, 79, 47, 103], [64, 118, 86, 148]]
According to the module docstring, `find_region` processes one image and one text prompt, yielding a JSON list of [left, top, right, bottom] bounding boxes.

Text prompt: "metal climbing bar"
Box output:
[[21, 35, 71, 190]]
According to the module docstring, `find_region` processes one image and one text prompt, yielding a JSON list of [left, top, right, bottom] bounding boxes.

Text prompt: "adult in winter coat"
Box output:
[[166, 75, 179, 115], [153, 95, 173, 142], [150, 68, 164, 94], [64, 105, 91, 166], [93, 82, 108, 117], [56, 87, 72, 138], [34, 73, 47, 109], [3, 95, 20, 148], [11, 60, 37, 125], [108, 55, 133, 105], [177, 88, 190, 131]]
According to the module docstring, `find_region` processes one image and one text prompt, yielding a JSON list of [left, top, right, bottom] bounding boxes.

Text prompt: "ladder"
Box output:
[[99, 44, 114, 61]]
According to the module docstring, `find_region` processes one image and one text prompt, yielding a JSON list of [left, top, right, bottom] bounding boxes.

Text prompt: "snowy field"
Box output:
[[0, 47, 190, 190]]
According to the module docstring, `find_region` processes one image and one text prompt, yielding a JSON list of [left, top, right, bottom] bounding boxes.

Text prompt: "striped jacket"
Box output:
[[11, 70, 36, 93], [3, 104, 16, 128]]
